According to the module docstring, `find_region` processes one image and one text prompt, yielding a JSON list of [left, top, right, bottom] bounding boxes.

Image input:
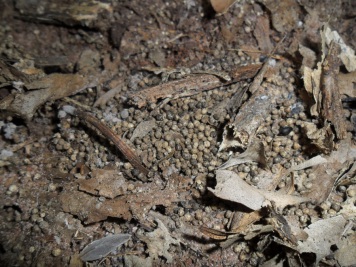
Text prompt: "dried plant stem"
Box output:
[[72, 108, 149, 176]]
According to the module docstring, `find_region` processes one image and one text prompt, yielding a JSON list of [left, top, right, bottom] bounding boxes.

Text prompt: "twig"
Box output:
[[63, 105, 149, 177]]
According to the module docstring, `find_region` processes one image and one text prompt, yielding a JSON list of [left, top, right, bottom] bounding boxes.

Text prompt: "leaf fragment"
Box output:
[[79, 234, 131, 262]]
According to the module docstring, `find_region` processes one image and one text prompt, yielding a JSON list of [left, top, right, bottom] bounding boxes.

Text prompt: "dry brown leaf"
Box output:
[[261, 0, 301, 33], [59, 190, 131, 224], [209, 170, 309, 211], [304, 139, 356, 203], [230, 210, 263, 232], [60, 180, 184, 224], [253, 15, 273, 53], [210, 0, 237, 14], [78, 168, 127, 199]]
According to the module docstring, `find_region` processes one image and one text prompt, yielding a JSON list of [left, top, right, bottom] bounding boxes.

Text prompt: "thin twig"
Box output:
[[63, 105, 149, 177]]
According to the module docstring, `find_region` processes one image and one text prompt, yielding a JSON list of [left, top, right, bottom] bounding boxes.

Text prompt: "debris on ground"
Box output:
[[1, 0, 356, 266]]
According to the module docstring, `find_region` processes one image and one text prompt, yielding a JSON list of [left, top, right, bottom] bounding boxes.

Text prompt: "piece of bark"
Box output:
[[219, 83, 280, 150], [220, 59, 283, 150], [128, 64, 262, 108], [15, 0, 112, 29], [320, 41, 347, 139], [128, 74, 222, 108]]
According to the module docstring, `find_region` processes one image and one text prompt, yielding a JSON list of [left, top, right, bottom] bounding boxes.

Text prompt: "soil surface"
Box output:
[[1, 1, 356, 266]]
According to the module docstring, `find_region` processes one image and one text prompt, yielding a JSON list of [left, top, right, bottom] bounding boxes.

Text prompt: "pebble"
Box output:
[[120, 109, 129, 119], [52, 248, 61, 257], [8, 184, 19, 193], [347, 188, 356, 197]]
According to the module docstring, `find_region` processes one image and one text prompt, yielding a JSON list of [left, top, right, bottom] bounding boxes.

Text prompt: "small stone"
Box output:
[[120, 109, 129, 119], [279, 126, 293, 136], [8, 184, 19, 193], [52, 248, 61, 257], [347, 188, 356, 197], [184, 213, 192, 222]]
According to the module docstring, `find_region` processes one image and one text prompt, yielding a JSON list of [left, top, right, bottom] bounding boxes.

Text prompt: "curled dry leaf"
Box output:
[[289, 155, 327, 172], [79, 234, 131, 262], [301, 122, 334, 153], [302, 27, 348, 140], [209, 170, 309, 211], [219, 141, 267, 169], [304, 138, 356, 204]]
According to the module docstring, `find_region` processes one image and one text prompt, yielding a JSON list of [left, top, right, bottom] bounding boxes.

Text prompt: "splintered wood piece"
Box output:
[[128, 74, 222, 108], [127, 64, 262, 107], [220, 83, 280, 150], [200, 226, 228, 240], [200, 226, 240, 241], [320, 41, 347, 139], [73, 109, 149, 176]]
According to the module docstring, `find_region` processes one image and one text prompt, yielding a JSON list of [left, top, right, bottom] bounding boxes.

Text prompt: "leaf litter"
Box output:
[[1, 0, 356, 266]]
